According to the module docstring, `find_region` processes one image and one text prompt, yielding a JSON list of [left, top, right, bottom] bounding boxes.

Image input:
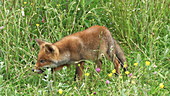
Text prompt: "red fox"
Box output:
[[33, 25, 127, 80]]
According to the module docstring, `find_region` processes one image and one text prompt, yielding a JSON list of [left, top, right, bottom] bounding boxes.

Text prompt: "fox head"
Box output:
[[33, 39, 70, 73]]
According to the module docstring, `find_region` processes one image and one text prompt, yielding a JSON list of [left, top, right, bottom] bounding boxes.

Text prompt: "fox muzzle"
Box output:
[[32, 69, 44, 74]]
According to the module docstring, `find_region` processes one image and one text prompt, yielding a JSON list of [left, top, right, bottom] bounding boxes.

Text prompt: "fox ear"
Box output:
[[35, 39, 45, 46], [44, 44, 55, 54]]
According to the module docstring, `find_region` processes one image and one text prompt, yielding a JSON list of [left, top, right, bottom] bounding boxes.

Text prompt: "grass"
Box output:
[[0, 0, 169, 95]]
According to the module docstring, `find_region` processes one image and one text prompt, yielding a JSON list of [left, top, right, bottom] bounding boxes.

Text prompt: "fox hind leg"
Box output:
[[113, 57, 121, 75]]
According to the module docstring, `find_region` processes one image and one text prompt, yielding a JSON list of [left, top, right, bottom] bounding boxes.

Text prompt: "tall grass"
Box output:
[[0, 0, 169, 95]]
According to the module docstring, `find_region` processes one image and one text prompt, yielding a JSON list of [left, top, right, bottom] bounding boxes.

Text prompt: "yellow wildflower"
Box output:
[[58, 89, 63, 94], [24, 2, 27, 4], [159, 83, 164, 88], [132, 76, 137, 78], [134, 63, 138, 66], [31, 3, 33, 6], [36, 24, 40, 27], [108, 73, 113, 77], [123, 64, 128, 68], [85, 73, 90, 76], [125, 71, 130, 75], [119, 75, 123, 79], [131, 80, 136, 84], [78, 64, 80, 67], [112, 69, 116, 73], [145, 61, 150, 66], [56, 4, 61, 7]]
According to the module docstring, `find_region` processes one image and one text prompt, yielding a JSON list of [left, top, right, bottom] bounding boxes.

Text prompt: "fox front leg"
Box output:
[[74, 61, 84, 81], [52, 64, 70, 72]]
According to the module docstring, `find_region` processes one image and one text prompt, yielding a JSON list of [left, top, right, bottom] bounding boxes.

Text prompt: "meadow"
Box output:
[[0, 0, 169, 95]]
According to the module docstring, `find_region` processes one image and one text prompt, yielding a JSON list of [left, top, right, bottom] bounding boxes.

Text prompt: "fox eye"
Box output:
[[39, 60, 46, 63]]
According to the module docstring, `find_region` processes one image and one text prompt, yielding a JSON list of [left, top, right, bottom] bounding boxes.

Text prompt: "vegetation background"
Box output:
[[0, 0, 169, 95]]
